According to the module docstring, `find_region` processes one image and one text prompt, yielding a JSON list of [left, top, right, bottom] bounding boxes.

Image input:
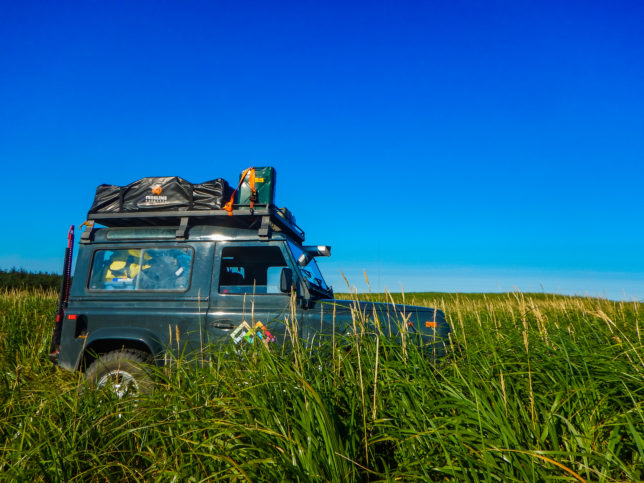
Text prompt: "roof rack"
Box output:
[[84, 204, 305, 243]]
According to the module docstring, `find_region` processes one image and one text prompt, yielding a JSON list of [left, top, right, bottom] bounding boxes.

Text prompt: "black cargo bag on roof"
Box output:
[[88, 177, 231, 213]]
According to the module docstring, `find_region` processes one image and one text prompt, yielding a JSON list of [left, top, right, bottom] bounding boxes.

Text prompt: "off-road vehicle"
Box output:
[[49, 167, 451, 395]]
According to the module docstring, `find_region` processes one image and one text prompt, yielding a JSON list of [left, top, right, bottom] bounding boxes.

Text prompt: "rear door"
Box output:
[[206, 241, 299, 349]]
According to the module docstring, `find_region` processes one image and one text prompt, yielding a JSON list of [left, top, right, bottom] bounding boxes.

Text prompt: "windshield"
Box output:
[[288, 242, 331, 294]]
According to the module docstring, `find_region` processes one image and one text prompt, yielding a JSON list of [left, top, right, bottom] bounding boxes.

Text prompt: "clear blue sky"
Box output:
[[1, 1, 643, 299]]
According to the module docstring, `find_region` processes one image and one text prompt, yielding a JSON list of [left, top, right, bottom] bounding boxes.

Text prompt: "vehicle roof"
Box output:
[[89, 224, 294, 243]]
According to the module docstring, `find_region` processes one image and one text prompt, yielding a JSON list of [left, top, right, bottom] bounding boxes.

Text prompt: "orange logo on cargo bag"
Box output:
[[151, 184, 163, 195]]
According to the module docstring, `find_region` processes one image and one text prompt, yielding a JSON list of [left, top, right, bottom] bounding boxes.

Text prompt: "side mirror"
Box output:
[[280, 268, 294, 293]]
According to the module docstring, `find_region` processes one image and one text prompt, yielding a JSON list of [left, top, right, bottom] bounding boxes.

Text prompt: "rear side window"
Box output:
[[219, 246, 286, 294], [89, 248, 193, 291]]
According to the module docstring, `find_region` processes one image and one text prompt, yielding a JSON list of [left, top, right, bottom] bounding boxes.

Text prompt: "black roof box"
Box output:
[[84, 174, 304, 242]]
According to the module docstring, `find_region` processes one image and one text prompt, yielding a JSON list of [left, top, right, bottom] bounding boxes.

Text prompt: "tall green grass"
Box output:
[[1, 289, 642, 481]]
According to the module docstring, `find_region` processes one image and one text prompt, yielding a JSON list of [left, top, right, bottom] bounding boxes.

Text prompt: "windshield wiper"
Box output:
[[308, 281, 330, 297]]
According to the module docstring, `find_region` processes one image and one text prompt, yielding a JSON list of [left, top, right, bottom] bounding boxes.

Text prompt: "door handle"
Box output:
[[209, 320, 235, 329]]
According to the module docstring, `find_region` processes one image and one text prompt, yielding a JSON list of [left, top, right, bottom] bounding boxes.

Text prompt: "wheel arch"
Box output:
[[78, 327, 164, 371]]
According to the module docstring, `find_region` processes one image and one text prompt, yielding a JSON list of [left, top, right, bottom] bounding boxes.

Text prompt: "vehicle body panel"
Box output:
[[55, 223, 451, 371]]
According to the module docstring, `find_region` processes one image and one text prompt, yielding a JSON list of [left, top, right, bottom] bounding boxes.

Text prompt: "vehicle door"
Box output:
[[206, 241, 300, 349]]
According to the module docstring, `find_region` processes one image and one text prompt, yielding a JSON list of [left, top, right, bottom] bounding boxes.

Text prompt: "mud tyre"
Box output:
[[85, 349, 153, 397]]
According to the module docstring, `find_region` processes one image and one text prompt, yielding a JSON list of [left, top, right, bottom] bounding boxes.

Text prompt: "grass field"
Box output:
[[1, 289, 642, 481]]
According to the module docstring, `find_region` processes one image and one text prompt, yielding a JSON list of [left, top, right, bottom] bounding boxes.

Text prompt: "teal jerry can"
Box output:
[[236, 167, 276, 206]]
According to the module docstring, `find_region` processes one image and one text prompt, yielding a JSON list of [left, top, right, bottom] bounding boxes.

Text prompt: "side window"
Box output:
[[89, 248, 193, 291], [219, 246, 286, 294]]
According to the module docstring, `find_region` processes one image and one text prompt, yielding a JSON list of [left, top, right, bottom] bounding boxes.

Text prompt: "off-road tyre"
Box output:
[[85, 349, 153, 397]]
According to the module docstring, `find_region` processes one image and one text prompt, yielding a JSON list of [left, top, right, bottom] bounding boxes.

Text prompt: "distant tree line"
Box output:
[[0, 269, 63, 291]]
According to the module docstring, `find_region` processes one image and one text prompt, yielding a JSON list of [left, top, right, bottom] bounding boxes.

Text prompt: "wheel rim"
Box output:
[[96, 369, 139, 398]]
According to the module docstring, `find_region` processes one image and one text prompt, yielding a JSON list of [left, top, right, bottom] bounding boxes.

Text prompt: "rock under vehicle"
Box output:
[[49, 167, 451, 396]]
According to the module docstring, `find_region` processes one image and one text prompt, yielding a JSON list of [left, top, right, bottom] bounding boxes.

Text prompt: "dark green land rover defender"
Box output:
[[49, 168, 451, 396]]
